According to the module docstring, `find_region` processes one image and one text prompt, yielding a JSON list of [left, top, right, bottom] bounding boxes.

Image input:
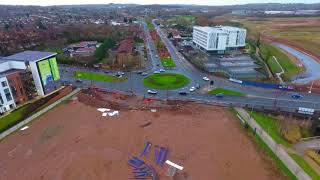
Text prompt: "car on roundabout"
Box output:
[[189, 87, 196, 92], [203, 77, 210, 81], [147, 89, 158, 95]]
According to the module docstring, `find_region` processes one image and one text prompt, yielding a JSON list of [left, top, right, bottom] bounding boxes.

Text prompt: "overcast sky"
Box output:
[[0, 0, 318, 6]]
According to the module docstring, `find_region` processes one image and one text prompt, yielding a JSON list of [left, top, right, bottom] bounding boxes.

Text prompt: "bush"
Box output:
[[306, 150, 320, 166]]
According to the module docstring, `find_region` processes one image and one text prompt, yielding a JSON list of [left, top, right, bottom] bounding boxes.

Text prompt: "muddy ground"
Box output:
[[0, 89, 286, 180]]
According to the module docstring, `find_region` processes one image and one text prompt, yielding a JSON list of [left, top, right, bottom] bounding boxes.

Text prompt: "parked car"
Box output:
[[141, 72, 148, 76], [203, 77, 210, 81], [153, 70, 160, 74], [215, 93, 224, 98], [291, 93, 303, 99], [189, 87, 196, 92], [159, 69, 166, 72], [147, 89, 158, 94], [118, 71, 125, 75], [137, 71, 143, 74], [195, 84, 201, 89], [76, 79, 83, 83], [179, 91, 188, 96], [104, 71, 109, 74]]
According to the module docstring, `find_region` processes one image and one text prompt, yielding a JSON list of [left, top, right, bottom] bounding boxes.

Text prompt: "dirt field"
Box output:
[[238, 17, 320, 62], [0, 90, 286, 180]]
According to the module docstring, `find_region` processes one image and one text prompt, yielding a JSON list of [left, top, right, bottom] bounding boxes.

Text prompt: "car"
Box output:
[[141, 72, 148, 76], [137, 71, 143, 74], [116, 74, 123, 78], [291, 93, 303, 99], [179, 91, 188, 96], [159, 69, 166, 72], [76, 79, 83, 83], [215, 93, 224, 98], [104, 71, 109, 74], [189, 87, 196, 92], [154, 70, 160, 74], [156, 64, 160, 67], [118, 72, 125, 75], [195, 84, 201, 89], [155, 55, 159, 58], [147, 89, 157, 94], [203, 77, 210, 81]]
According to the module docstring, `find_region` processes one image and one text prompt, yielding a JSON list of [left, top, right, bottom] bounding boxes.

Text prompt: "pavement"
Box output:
[[58, 20, 320, 113]]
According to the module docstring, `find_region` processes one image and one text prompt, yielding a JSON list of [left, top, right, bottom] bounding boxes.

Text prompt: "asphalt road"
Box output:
[[58, 20, 320, 113]]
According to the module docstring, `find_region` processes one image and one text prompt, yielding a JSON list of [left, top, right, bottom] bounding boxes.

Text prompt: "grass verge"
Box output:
[[74, 71, 127, 82], [0, 105, 30, 132], [143, 73, 190, 89], [250, 111, 291, 148], [229, 108, 297, 180], [161, 57, 176, 67], [260, 44, 303, 80], [289, 153, 320, 179], [209, 88, 246, 97]]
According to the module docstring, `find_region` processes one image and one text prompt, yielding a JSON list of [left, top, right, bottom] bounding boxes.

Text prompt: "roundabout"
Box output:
[[143, 73, 190, 89]]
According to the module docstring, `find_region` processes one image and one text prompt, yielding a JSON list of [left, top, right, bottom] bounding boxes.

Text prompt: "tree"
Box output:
[[36, 19, 46, 30], [257, 33, 261, 48], [94, 36, 115, 61], [4, 23, 10, 30]]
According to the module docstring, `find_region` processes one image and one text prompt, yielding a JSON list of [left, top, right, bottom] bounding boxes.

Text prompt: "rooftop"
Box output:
[[194, 26, 245, 33], [2, 51, 57, 62], [117, 39, 134, 53], [0, 69, 25, 78]]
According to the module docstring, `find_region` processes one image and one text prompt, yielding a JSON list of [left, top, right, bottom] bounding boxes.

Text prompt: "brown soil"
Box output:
[[0, 90, 286, 180]]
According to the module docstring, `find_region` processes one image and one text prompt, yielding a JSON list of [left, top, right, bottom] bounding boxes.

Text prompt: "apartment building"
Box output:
[[0, 51, 61, 113], [193, 26, 246, 53]]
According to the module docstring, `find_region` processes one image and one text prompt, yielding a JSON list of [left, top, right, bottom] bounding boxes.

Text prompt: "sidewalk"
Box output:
[[235, 107, 311, 180]]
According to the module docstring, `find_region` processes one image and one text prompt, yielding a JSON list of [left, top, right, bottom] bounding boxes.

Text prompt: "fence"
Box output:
[[0, 88, 81, 141], [235, 107, 311, 180], [229, 78, 295, 91]]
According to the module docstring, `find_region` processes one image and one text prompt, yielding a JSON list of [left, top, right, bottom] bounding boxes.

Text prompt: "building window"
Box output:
[[0, 96, 3, 104], [1, 81, 7, 87], [4, 88, 12, 101]]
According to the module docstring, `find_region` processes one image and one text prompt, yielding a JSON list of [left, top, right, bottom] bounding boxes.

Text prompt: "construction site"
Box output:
[[0, 88, 287, 180]]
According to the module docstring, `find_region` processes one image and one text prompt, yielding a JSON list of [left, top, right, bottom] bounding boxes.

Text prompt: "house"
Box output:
[[116, 38, 134, 67]]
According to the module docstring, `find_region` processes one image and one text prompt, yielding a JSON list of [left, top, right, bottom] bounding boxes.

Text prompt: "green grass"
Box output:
[[146, 21, 155, 30], [143, 73, 190, 89], [0, 105, 30, 132], [253, 131, 298, 180], [289, 153, 320, 179], [177, 15, 195, 22], [229, 108, 297, 180], [161, 57, 176, 67], [45, 47, 63, 54], [208, 88, 246, 97], [250, 112, 291, 148], [74, 71, 127, 82], [260, 44, 303, 80]]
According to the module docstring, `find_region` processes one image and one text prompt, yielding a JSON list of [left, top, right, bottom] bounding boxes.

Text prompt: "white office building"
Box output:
[[193, 26, 246, 53]]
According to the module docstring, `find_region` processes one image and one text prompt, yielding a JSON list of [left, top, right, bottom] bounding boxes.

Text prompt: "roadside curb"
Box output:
[[0, 88, 81, 141]]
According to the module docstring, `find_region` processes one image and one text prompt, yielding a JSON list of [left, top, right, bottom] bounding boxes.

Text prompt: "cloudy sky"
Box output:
[[0, 0, 318, 6]]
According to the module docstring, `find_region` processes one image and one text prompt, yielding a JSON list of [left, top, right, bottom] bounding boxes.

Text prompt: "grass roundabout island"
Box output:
[[143, 73, 190, 89]]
